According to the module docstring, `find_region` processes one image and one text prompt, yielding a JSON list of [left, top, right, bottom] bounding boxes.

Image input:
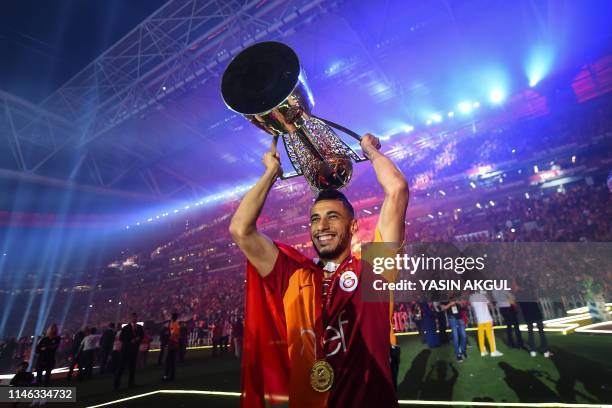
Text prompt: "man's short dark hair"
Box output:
[[313, 189, 355, 217], [171, 312, 178, 321]]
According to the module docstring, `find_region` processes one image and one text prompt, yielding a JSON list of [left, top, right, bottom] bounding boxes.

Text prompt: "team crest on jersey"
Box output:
[[339, 271, 358, 292]]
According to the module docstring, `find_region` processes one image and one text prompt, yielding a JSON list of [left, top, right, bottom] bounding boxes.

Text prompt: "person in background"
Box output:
[[162, 313, 179, 382], [1, 337, 17, 373], [114, 313, 144, 390], [519, 300, 551, 357], [492, 289, 524, 349], [15, 337, 30, 370], [157, 325, 170, 366], [21, 342, 33, 374], [178, 321, 188, 362], [34, 323, 60, 386], [517, 281, 551, 358], [109, 328, 122, 373], [421, 301, 440, 348], [79, 327, 101, 380], [460, 298, 472, 351], [211, 320, 222, 356], [232, 317, 243, 359], [441, 293, 468, 362], [469, 291, 503, 357], [395, 303, 408, 332], [197, 319, 207, 346], [138, 330, 150, 368], [99, 323, 116, 374], [58, 331, 72, 368], [222, 319, 232, 353], [433, 300, 448, 344], [67, 328, 86, 382], [412, 302, 424, 343]]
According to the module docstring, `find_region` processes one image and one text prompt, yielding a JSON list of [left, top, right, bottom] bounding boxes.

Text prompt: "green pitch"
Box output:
[[396, 332, 612, 404], [45, 332, 611, 407]]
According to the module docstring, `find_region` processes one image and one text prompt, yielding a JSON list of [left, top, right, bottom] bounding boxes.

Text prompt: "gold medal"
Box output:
[[310, 359, 334, 392]]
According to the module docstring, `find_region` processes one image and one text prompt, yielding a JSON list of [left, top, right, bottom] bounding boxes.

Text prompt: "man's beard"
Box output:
[[313, 235, 350, 260]]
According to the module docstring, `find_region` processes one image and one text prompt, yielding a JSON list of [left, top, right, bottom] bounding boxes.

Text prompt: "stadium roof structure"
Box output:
[[1, 0, 611, 217], [1, 0, 344, 214]]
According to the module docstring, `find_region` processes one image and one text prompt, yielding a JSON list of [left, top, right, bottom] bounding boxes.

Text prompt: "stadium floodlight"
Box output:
[[526, 45, 554, 87], [432, 113, 442, 123], [489, 88, 505, 104], [447, 111, 454, 118], [426, 119, 433, 125], [458, 101, 472, 114], [472, 101, 480, 108], [403, 125, 414, 133]]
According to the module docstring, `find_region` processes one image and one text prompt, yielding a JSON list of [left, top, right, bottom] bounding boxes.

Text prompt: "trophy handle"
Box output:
[[311, 116, 368, 163], [312, 116, 361, 141], [279, 173, 301, 180]]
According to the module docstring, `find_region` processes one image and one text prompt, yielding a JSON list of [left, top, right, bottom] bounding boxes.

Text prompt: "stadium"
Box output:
[[0, 1, 610, 407]]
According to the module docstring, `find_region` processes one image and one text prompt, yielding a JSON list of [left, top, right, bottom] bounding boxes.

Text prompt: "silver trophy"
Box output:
[[221, 41, 366, 190]]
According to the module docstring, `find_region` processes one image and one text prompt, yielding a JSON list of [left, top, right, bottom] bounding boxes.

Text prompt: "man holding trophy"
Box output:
[[225, 42, 408, 407]]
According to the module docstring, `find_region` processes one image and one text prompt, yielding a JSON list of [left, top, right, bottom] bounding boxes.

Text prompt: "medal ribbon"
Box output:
[[315, 256, 352, 359]]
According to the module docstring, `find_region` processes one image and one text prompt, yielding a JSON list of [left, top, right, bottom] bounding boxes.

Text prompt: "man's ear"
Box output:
[[350, 218, 359, 235]]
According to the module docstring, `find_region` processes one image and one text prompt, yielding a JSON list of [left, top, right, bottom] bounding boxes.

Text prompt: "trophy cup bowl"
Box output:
[[221, 41, 364, 191]]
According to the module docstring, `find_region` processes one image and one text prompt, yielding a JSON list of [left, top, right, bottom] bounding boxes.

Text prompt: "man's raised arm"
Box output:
[[228, 140, 281, 278], [361, 133, 409, 244]]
